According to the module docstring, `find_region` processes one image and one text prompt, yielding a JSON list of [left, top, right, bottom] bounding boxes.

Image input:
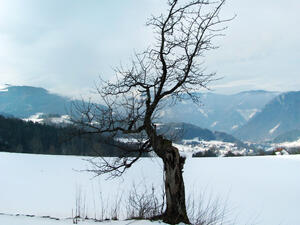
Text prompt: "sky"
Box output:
[[0, 0, 299, 98]]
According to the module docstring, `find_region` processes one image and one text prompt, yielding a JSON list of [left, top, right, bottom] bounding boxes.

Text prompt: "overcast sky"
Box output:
[[0, 0, 299, 98]]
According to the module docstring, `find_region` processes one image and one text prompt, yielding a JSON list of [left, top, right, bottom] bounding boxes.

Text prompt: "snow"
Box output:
[[198, 108, 208, 117], [248, 109, 259, 119], [269, 123, 281, 134], [117, 138, 250, 157], [176, 138, 248, 157], [274, 138, 300, 148], [1, 152, 300, 225], [237, 108, 260, 121], [231, 125, 239, 130], [23, 112, 44, 123], [0, 214, 167, 225], [210, 121, 218, 127], [0, 84, 10, 92], [277, 94, 285, 104], [23, 113, 71, 124], [50, 115, 71, 124]]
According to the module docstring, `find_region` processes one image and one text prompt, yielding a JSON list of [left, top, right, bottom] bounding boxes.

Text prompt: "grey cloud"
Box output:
[[0, 0, 299, 97]]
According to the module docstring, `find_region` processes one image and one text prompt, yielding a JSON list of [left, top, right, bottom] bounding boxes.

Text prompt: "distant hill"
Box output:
[[235, 91, 300, 142], [0, 85, 279, 134], [160, 90, 279, 133], [157, 122, 245, 146], [0, 85, 82, 118], [0, 112, 13, 118], [273, 129, 300, 143]]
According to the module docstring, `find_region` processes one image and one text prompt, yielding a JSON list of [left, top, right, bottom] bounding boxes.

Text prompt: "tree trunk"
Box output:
[[162, 145, 190, 224]]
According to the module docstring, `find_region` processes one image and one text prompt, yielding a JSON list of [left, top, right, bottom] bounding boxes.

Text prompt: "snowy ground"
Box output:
[[0, 214, 168, 225], [0, 152, 300, 225]]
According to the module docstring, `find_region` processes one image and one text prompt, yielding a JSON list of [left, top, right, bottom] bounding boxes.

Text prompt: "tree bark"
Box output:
[[161, 145, 190, 224]]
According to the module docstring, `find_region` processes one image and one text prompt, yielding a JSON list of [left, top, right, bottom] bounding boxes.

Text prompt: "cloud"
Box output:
[[0, 0, 299, 97]]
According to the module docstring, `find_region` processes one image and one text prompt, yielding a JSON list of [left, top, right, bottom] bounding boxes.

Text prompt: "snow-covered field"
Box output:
[[0, 152, 300, 225], [0, 214, 164, 225]]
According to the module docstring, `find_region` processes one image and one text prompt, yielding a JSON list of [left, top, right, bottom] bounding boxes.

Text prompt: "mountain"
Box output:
[[157, 122, 244, 145], [0, 85, 95, 119], [235, 91, 300, 142], [0, 112, 13, 118], [159, 90, 279, 133], [155, 122, 257, 156], [0, 85, 72, 118], [273, 129, 300, 143], [0, 85, 279, 135]]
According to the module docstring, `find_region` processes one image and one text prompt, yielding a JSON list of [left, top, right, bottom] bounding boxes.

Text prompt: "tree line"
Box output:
[[0, 115, 141, 157]]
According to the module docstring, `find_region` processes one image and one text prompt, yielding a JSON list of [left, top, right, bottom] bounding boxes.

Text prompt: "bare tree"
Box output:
[[72, 0, 231, 224]]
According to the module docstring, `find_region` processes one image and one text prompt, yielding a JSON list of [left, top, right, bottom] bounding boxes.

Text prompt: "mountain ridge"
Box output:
[[235, 91, 300, 142], [0, 85, 85, 118], [160, 90, 279, 132]]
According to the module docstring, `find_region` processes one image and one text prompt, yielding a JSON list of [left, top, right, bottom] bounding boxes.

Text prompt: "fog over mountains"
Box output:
[[235, 91, 300, 142], [1, 85, 300, 143], [160, 90, 279, 133], [0, 85, 76, 118]]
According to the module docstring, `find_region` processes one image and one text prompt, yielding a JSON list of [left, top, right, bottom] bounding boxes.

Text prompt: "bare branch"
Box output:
[[71, 0, 232, 181]]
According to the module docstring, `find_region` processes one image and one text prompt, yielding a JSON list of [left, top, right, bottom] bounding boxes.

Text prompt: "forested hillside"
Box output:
[[0, 115, 134, 156]]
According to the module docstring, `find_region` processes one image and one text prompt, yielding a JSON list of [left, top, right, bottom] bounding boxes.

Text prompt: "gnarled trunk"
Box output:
[[162, 145, 190, 224], [148, 133, 190, 224]]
